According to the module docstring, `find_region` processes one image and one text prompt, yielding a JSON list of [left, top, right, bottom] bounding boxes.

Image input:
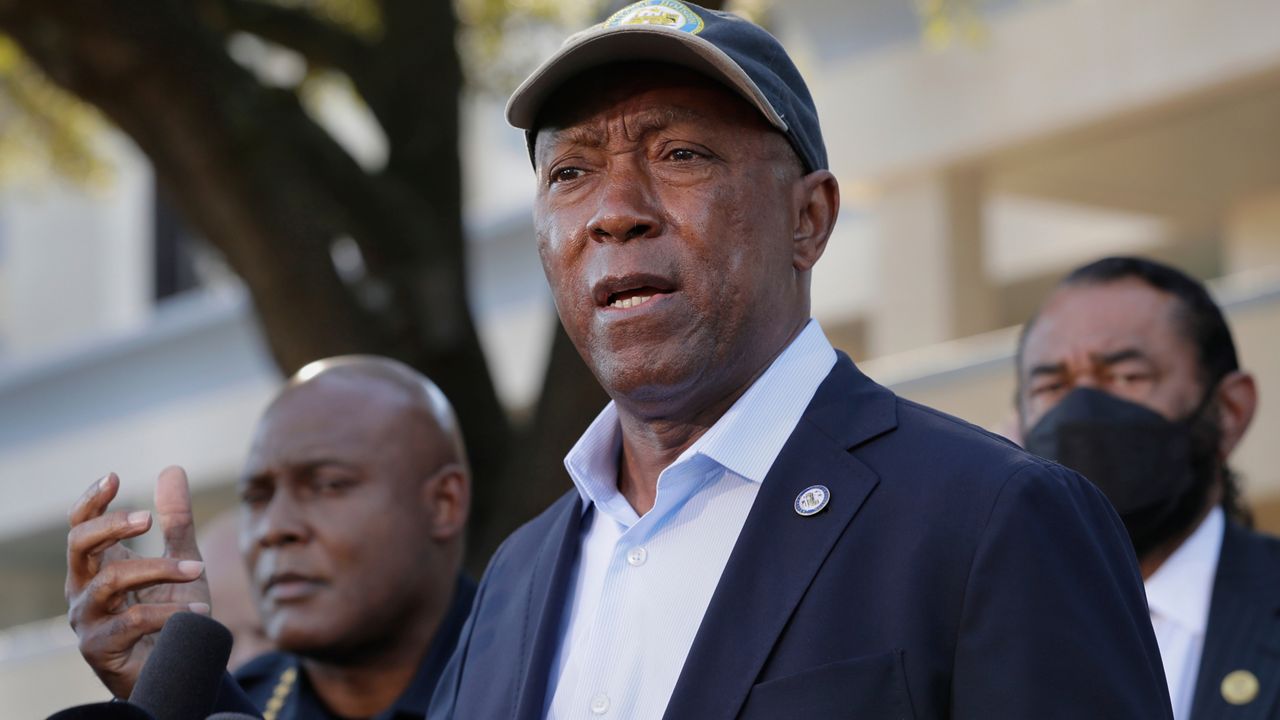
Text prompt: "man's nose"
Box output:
[[1071, 365, 1103, 390], [587, 172, 663, 243], [1073, 374, 1102, 390], [1061, 353, 1101, 390]]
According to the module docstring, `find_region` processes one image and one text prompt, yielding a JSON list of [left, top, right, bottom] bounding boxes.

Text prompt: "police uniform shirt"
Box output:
[[235, 576, 476, 720]]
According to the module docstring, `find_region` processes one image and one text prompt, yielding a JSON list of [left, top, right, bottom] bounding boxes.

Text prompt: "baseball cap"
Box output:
[[506, 0, 828, 172]]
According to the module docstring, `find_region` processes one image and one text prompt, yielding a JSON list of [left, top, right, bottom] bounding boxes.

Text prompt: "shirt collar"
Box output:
[[563, 319, 837, 514], [1144, 505, 1225, 634], [563, 402, 626, 517]]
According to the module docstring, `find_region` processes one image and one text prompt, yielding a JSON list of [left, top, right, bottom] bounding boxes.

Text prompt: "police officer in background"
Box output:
[[1018, 256, 1280, 719], [65, 355, 474, 719]]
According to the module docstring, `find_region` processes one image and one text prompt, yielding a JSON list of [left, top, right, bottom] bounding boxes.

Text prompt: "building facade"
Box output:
[[2, 0, 1279, 714]]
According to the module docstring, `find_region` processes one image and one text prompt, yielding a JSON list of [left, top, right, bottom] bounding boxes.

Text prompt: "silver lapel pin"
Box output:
[[795, 484, 831, 516]]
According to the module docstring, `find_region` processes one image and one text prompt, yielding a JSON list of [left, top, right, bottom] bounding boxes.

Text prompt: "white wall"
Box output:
[[0, 132, 153, 359]]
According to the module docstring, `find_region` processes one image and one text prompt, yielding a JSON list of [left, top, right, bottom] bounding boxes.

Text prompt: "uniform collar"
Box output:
[[234, 575, 476, 720], [383, 575, 477, 717]]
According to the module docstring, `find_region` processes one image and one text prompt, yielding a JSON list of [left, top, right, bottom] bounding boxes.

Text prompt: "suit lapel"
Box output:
[[512, 493, 587, 720], [662, 354, 897, 720], [1190, 523, 1280, 720]]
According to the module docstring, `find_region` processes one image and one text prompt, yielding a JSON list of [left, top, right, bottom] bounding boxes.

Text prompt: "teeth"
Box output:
[[610, 293, 655, 309]]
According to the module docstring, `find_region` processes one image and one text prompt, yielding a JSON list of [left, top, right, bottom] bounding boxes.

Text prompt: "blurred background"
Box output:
[[1, 0, 1278, 714]]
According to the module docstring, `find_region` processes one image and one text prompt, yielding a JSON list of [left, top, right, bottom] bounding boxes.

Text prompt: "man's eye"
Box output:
[[316, 477, 357, 494], [1029, 380, 1066, 397], [667, 148, 701, 161], [550, 167, 583, 184], [1109, 372, 1151, 389], [238, 486, 271, 505]]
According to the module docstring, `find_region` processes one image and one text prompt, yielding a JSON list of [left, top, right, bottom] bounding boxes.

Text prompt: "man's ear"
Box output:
[[792, 170, 840, 272], [1214, 370, 1258, 459], [421, 463, 470, 543]]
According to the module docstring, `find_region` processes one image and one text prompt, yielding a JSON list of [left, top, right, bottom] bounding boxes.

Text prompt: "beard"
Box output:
[[1127, 401, 1223, 559]]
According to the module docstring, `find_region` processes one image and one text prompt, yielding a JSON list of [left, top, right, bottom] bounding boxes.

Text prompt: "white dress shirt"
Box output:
[[545, 320, 838, 720], [1144, 505, 1224, 720]]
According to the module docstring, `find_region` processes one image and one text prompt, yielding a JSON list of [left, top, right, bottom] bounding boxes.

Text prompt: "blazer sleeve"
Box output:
[[949, 461, 1173, 720], [427, 538, 501, 720]]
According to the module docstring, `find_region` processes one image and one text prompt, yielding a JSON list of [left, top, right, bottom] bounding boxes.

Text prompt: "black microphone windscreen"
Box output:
[[46, 701, 157, 719], [205, 714, 261, 719], [128, 612, 233, 720]]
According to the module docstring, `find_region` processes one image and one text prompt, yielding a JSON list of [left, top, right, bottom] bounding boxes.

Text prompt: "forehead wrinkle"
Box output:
[[550, 122, 606, 151], [621, 106, 702, 140], [547, 105, 708, 154]]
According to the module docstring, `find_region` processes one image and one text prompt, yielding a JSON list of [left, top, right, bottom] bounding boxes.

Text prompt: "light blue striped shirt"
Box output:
[[546, 319, 838, 719]]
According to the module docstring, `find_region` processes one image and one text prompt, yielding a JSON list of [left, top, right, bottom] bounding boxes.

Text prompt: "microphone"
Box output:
[[206, 714, 261, 719], [46, 703, 156, 719], [127, 612, 234, 720]]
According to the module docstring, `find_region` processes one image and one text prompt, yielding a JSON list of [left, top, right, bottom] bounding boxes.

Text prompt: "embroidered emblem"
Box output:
[[604, 0, 705, 35], [263, 665, 298, 720], [794, 485, 830, 516]]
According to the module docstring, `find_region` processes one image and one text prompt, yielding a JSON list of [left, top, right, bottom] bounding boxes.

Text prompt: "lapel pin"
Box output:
[[1221, 669, 1259, 706], [794, 485, 831, 516]]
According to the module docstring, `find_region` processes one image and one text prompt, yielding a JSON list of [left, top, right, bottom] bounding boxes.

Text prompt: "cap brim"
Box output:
[[505, 25, 787, 133]]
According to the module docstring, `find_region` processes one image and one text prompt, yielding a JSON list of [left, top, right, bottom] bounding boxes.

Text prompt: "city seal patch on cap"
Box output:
[[604, 0, 705, 35]]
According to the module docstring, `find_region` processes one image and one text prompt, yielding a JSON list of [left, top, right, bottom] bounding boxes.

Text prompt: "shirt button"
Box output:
[[626, 546, 647, 566], [590, 693, 610, 714]]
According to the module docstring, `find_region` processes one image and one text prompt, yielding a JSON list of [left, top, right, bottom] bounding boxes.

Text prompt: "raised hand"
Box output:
[[65, 467, 213, 698]]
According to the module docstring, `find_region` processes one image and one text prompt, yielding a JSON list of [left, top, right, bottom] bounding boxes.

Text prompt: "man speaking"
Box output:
[[431, 2, 1172, 718]]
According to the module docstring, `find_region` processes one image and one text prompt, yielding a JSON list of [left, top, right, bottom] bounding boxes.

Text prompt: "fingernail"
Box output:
[[188, 602, 211, 615], [127, 510, 150, 527], [97, 475, 111, 492], [177, 560, 204, 577]]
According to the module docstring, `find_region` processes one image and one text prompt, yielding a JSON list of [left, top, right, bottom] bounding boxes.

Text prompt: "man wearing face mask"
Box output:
[[1018, 256, 1280, 720]]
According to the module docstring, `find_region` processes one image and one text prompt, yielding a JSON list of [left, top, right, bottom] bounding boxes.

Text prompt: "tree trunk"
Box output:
[[0, 0, 529, 556], [0, 0, 663, 569]]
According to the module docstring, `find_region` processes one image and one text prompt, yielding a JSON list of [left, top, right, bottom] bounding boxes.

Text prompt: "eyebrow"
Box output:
[[1025, 348, 1150, 380], [1095, 348, 1150, 366], [239, 459, 359, 486], [1026, 362, 1066, 380], [544, 106, 707, 151]]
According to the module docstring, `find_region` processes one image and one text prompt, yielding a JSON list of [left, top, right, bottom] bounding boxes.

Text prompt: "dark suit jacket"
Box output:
[[1190, 522, 1280, 719], [431, 354, 1172, 719]]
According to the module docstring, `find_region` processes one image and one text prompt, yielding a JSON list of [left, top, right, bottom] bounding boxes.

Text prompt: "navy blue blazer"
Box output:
[[1189, 522, 1280, 719], [431, 354, 1172, 719]]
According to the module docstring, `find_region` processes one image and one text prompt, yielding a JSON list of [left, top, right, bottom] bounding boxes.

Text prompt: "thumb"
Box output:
[[155, 466, 203, 561]]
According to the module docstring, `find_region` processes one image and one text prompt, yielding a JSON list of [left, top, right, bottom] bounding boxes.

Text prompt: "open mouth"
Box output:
[[607, 287, 670, 309], [594, 273, 678, 311]]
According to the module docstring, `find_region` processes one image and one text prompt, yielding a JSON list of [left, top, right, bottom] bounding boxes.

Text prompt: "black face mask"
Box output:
[[1024, 387, 1221, 558]]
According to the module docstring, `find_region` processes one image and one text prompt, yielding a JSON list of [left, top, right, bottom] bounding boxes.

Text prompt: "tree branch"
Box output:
[[0, 0, 516, 555], [0, 0, 622, 564], [202, 0, 373, 80]]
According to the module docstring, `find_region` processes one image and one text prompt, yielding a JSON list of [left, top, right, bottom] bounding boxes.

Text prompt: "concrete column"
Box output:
[[1225, 188, 1280, 274], [868, 165, 999, 357]]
